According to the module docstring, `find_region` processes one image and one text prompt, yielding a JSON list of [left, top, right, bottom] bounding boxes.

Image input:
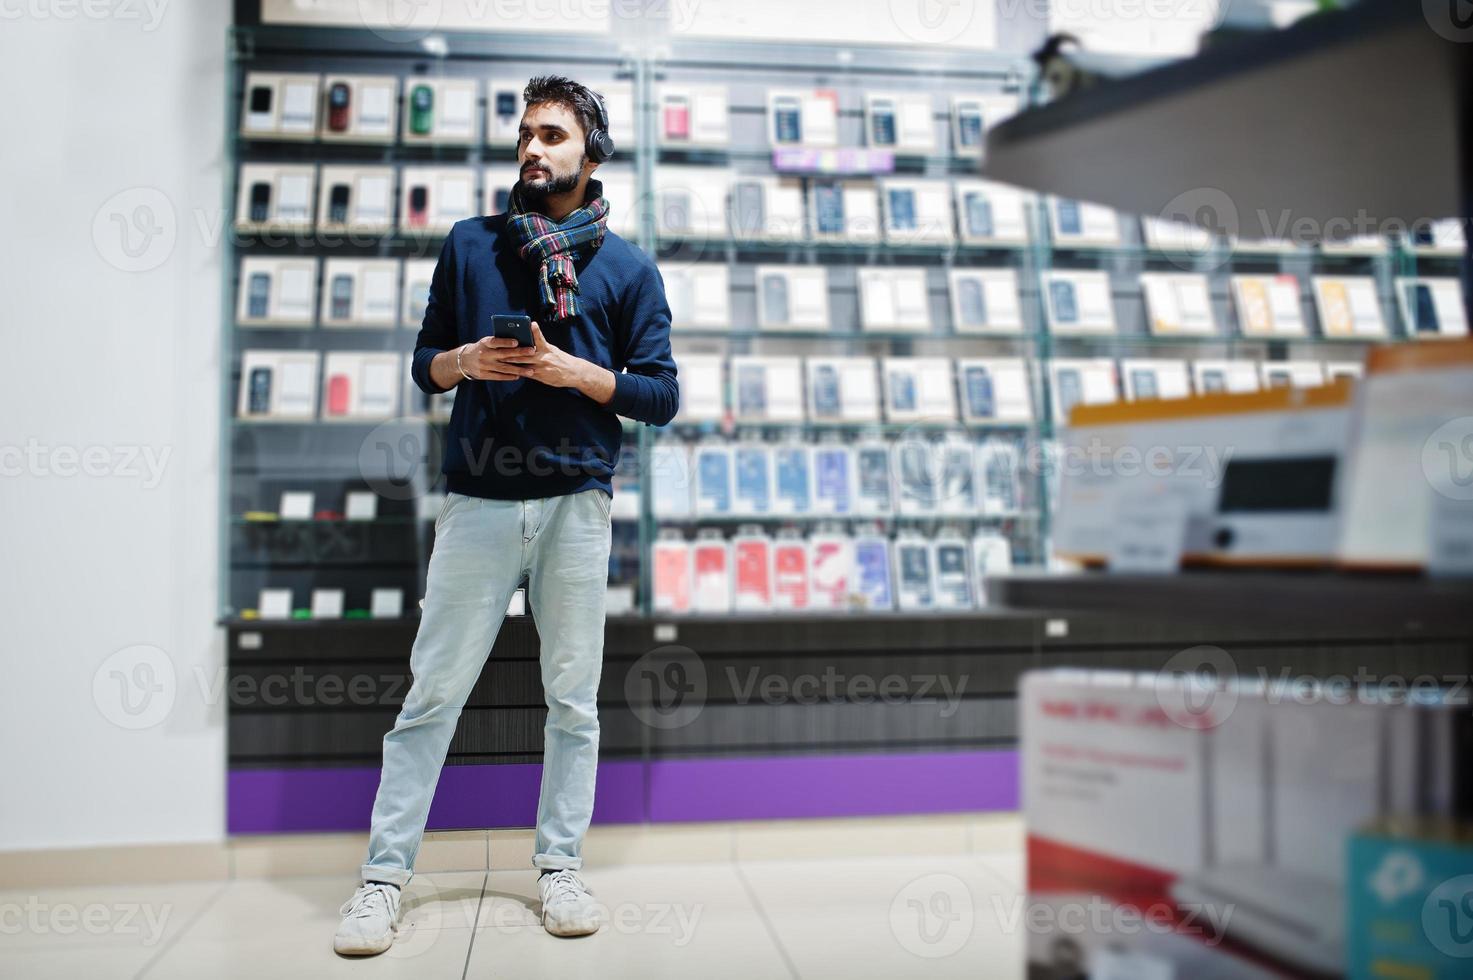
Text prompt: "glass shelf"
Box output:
[[646, 512, 1041, 524]]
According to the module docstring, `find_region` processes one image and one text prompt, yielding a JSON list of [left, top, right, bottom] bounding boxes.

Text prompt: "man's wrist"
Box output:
[[575, 360, 617, 407]]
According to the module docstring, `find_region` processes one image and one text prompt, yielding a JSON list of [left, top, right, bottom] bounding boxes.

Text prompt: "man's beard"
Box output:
[[519, 158, 584, 208]]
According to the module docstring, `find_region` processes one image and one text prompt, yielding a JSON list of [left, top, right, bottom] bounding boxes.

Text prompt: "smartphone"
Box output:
[[248, 182, 271, 223], [984, 450, 1019, 511], [246, 85, 273, 129], [1131, 369, 1159, 400], [814, 182, 845, 235], [738, 364, 767, 416], [662, 190, 691, 234], [1055, 198, 1082, 236], [327, 82, 351, 132], [857, 447, 892, 512], [1049, 280, 1079, 324], [964, 366, 995, 418], [887, 188, 917, 232], [330, 274, 353, 320], [733, 181, 765, 236], [773, 95, 802, 144], [409, 84, 435, 136], [890, 371, 916, 412], [327, 374, 351, 415], [813, 365, 841, 418], [1055, 369, 1083, 420], [246, 272, 270, 319], [491, 314, 534, 348], [664, 94, 690, 140], [870, 98, 897, 146], [955, 102, 983, 148], [1412, 283, 1440, 333], [328, 184, 351, 224], [762, 273, 789, 325], [408, 185, 429, 227], [248, 366, 272, 413], [958, 278, 987, 327], [964, 192, 994, 238]]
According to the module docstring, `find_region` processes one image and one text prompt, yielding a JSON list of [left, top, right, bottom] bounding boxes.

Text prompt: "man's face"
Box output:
[[517, 101, 595, 203]]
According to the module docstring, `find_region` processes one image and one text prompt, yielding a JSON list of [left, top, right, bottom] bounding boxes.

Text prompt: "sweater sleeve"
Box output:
[[603, 260, 680, 426], [410, 231, 459, 396]]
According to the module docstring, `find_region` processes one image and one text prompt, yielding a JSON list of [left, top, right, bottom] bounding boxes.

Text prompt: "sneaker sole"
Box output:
[[333, 933, 394, 956], [542, 913, 599, 938]]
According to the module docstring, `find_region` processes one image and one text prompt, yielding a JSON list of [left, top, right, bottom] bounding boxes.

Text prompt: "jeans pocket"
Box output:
[[434, 492, 456, 533], [591, 489, 611, 523]]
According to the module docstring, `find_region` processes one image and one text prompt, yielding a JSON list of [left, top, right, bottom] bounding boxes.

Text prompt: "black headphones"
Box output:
[[585, 89, 616, 163]]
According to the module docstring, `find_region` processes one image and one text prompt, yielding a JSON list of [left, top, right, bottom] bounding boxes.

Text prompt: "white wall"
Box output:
[[0, 2, 230, 851]]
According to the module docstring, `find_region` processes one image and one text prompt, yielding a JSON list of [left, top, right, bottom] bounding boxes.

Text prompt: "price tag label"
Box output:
[[1108, 493, 1188, 574]]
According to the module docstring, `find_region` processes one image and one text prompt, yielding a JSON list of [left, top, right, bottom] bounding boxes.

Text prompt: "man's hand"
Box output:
[[433, 336, 537, 385], [504, 322, 617, 406]]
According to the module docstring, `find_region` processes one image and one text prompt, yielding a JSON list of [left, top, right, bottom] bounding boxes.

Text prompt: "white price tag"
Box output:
[[1108, 493, 1188, 574], [345, 491, 378, 521], [370, 588, 404, 619], [310, 589, 344, 619], [279, 491, 315, 520], [258, 588, 293, 620]]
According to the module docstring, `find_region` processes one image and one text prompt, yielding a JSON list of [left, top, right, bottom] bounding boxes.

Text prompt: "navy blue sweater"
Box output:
[[411, 214, 679, 500]]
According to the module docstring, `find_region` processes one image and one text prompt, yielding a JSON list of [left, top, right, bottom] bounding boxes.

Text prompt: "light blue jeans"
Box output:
[[360, 487, 613, 887]]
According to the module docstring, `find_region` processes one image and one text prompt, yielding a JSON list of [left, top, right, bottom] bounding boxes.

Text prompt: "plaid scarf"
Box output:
[[503, 177, 609, 322]]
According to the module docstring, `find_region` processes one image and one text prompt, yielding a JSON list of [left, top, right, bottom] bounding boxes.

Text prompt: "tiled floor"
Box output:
[[0, 849, 1024, 979]]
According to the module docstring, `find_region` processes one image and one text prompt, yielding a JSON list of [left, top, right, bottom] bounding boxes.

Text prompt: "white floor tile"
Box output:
[[738, 853, 1026, 980], [466, 861, 789, 979]]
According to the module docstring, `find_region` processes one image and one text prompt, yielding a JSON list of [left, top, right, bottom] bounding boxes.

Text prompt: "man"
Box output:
[[334, 75, 678, 955]]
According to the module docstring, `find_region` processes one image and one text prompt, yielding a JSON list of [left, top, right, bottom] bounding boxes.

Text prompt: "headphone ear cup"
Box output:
[[589, 129, 615, 163]]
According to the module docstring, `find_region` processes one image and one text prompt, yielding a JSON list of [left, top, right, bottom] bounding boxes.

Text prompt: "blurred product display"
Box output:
[[225, 30, 1462, 622]]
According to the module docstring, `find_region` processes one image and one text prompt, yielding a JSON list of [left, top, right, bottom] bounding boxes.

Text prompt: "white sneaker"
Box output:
[[538, 869, 601, 937], [334, 881, 401, 955]]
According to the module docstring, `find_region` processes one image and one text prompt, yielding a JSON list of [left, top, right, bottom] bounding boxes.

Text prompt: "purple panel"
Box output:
[[227, 750, 1018, 835], [227, 761, 646, 835], [646, 750, 1019, 823]]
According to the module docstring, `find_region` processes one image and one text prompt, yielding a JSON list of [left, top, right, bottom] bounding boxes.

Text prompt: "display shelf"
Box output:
[[649, 513, 1040, 525], [224, 19, 1453, 623], [987, 570, 1473, 636], [652, 420, 1033, 434]]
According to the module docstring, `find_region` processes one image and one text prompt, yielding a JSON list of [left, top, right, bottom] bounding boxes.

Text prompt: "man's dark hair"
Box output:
[[522, 75, 604, 142]]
